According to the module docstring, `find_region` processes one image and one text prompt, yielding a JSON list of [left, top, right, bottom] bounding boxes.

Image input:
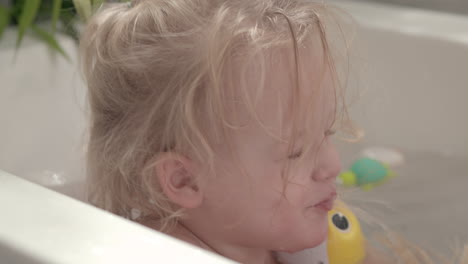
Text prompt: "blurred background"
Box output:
[[340, 0, 468, 15]]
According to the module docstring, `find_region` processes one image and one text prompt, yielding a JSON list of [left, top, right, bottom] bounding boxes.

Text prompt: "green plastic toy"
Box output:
[[338, 157, 395, 190]]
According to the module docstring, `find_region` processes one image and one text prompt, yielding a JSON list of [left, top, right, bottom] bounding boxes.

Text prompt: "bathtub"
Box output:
[[1, 1, 468, 262], [333, 0, 468, 252]]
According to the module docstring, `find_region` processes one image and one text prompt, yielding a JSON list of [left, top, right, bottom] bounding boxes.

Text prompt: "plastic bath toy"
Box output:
[[338, 157, 395, 190], [328, 199, 366, 264], [276, 200, 366, 264]]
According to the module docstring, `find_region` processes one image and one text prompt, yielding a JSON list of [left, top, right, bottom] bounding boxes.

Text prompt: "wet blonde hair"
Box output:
[[80, 0, 356, 230]]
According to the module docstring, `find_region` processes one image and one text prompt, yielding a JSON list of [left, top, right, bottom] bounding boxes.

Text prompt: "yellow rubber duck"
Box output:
[[328, 199, 366, 264]]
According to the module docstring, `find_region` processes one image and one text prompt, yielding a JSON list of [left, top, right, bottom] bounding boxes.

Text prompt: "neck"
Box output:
[[171, 223, 278, 264]]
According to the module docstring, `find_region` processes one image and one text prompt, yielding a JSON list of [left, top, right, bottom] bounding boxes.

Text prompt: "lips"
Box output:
[[313, 191, 337, 212]]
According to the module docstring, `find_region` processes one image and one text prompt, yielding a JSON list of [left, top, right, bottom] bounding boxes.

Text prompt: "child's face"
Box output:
[[193, 48, 341, 253]]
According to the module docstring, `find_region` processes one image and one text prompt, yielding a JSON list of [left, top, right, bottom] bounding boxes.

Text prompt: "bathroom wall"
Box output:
[[338, 0, 468, 15]]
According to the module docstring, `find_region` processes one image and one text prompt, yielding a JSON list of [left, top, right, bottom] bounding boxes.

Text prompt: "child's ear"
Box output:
[[155, 154, 203, 209]]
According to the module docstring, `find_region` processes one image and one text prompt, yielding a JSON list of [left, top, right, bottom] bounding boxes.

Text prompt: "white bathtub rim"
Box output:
[[0, 170, 236, 264]]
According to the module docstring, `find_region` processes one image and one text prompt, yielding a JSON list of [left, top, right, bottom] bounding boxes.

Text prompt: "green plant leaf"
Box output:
[[16, 0, 41, 48], [59, 9, 79, 42], [72, 0, 92, 22], [0, 6, 10, 40], [51, 0, 62, 33], [31, 25, 70, 61], [92, 0, 104, 10]]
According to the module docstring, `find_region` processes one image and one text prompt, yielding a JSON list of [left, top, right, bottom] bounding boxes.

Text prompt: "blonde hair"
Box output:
[[80, 0, 356, 230]]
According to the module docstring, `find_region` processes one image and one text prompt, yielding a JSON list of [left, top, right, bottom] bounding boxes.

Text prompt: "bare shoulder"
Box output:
[[138, 220, 212, 252]]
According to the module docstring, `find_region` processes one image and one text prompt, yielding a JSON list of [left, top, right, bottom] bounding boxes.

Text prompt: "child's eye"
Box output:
[[288, 149, 303, 159], [325, 129, 336, 137]]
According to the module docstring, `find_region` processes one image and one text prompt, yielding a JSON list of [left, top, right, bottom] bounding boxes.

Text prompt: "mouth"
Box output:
[[313, 191, 337, 212]]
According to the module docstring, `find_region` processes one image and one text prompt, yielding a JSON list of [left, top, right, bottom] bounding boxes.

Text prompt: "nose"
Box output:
[[312, 140, 342, 182]]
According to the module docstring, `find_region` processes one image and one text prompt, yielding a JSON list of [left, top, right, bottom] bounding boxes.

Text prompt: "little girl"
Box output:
[[79, 0, 465, 263]]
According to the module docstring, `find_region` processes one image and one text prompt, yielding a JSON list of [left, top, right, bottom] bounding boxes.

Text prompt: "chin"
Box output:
[[304, 229, 328, 251], [279, 227, 328, 253]]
